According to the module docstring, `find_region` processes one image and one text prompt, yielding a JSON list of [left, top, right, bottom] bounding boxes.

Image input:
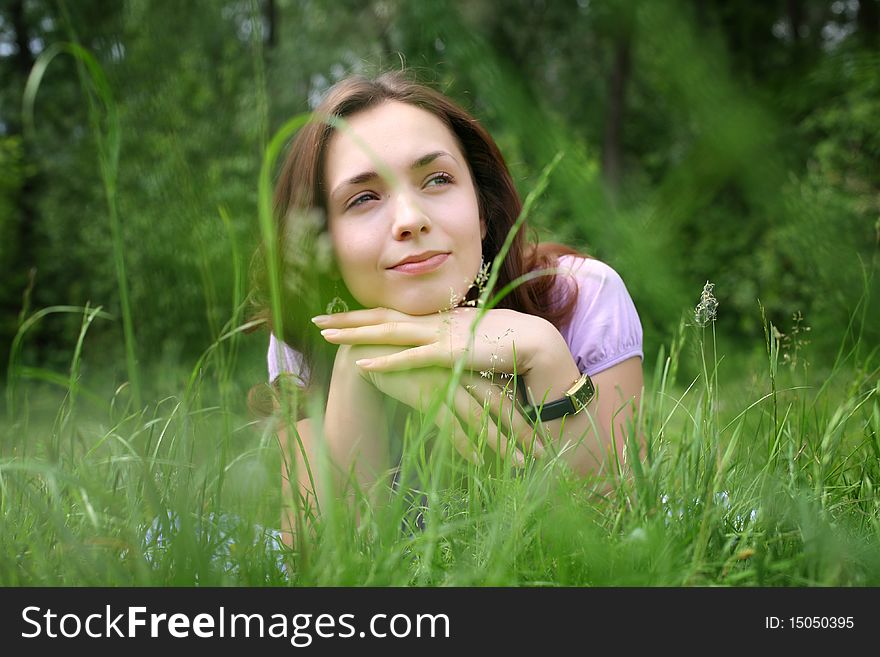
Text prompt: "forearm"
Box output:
[[322, 345, 391, 499], [522, 338, 598, 472], [278, 345, 391, 546], [523, 329, 643, 487], [278, 418, 317, 548]]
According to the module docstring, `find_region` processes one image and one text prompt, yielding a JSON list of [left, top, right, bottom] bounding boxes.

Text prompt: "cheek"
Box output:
[[329, 226, 380, 295], [456, 185, 483, 241], [331, 224, 366, 270], [456, 199, 484, 250], [434, 187, 481, 237], [444, 196, 485, 292]]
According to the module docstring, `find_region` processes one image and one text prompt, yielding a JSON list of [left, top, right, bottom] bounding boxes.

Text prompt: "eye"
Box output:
[[346, 191, 379, 210], [424, 172, 454, 188]]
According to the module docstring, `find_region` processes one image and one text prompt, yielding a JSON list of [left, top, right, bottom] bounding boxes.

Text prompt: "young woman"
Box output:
[[255, 71, 644, 545]]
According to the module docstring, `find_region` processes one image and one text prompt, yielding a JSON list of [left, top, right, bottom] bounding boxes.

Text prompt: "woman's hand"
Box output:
[[342, 343, 542, 466], [313, 306, 561, 380]]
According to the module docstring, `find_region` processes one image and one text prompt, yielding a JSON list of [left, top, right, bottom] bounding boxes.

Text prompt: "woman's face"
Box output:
[[323, 100, 485, 315]]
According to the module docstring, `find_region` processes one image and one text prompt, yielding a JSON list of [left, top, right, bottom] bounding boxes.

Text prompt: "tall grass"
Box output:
[[3, 39, 878, 587], [2, 256, 878, 585], [24, 42, 140, 408]]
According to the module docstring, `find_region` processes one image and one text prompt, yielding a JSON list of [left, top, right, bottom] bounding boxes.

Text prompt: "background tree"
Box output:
[[1, 0, 876, 395]]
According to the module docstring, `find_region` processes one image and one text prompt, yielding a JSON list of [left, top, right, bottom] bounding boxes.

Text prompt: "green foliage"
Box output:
[[777, 46, 880, 356], [2, 0, 877, 373], [1, 0, 879, 586], [2, 288, 878, 585], [0, 135, 27, 345], [0, 136, 25, 257]]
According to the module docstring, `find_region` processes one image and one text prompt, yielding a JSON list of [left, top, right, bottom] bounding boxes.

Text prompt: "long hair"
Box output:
[[251, 71, 582, 402]]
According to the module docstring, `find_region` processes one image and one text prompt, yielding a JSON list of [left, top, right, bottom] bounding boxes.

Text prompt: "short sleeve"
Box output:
[[267, 333, 310, 387], [557, 256, 644, 376]]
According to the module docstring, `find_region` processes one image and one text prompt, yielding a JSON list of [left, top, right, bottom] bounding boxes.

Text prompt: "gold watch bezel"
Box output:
[[564, 373, 595, 412]]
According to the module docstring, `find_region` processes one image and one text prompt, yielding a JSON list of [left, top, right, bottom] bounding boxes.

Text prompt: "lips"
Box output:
[[388, 251, 450, 274]]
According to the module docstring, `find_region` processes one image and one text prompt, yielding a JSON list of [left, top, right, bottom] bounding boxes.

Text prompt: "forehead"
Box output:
[[324, 101, 464, 180]]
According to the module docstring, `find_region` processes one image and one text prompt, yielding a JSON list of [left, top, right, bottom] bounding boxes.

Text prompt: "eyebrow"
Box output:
[[330, 151, 456, 201]]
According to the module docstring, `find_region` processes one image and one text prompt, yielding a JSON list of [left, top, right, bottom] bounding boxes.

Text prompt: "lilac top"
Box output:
[[267, 255, 643, 384]]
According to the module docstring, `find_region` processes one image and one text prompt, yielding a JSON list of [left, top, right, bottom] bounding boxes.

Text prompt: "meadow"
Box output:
[[2, 258, 877, 586], [2, 1, 878, 588]]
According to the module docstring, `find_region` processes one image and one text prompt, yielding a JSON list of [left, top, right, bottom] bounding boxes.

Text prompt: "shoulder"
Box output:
[[556, 254, 621, 279], [555, 255, 630, 302], [553, 255, 643, 376]]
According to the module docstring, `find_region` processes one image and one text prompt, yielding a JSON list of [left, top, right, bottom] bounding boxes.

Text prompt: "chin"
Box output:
[[386, 286, 470, 316], [389, 298, 450, 316]]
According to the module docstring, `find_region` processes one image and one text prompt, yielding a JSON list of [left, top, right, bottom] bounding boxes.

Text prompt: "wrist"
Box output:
[[522, 329, 581, 406], [329, 346, 384, 410], [517, 315, 568, 374]]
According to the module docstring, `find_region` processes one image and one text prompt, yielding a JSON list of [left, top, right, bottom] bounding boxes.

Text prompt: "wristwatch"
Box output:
[[523, 373, 595, 423]]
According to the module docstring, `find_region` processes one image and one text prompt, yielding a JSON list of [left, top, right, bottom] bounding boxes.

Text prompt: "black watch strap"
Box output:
[[523, 396, 577, 423], [522, 373, 595, 424]]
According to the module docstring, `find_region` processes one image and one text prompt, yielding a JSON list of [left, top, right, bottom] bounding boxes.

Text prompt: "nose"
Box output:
[[391, 190, 431, 240]]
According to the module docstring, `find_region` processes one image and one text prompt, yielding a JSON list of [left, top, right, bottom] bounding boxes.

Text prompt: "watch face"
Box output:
[[570, 375, 595, 411]]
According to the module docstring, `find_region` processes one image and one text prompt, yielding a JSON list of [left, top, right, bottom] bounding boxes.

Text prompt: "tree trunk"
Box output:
[[265, 0, 277, 49], [602, 37, 630, 197], [858, 0, 879, 48], [9, 0, 36, 263], [787, 0, 803, 67], [3, 0, 38, 373]]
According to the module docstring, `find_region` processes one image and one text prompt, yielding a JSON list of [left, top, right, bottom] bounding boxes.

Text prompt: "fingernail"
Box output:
[[355, 359, 373, 368], [320, 329, 339, 338], [311, 315, 331, 326]]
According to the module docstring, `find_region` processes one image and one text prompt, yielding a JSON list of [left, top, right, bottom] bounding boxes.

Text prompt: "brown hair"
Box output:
[[251, 71, 583, 403]]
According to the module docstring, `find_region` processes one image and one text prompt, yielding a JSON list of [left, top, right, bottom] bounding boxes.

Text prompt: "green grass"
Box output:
[[2, 293, 878, 586], [6, 36, 878, 587]]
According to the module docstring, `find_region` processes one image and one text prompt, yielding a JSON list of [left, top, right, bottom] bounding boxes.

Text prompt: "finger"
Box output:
[[320, 321, 436, 346], [355, 344, 445, 371], [311, 307, 406, 328], [462, 374, 544, 458], [450, 384, 525, 467], [433, 402, 482, 466]]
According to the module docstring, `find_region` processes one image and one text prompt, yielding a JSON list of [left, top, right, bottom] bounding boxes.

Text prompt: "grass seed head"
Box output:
[[694, 280, 718, 327]]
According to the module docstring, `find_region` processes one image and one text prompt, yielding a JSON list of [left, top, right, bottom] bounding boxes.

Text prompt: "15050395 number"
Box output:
[[790, 617, 854, 629]]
